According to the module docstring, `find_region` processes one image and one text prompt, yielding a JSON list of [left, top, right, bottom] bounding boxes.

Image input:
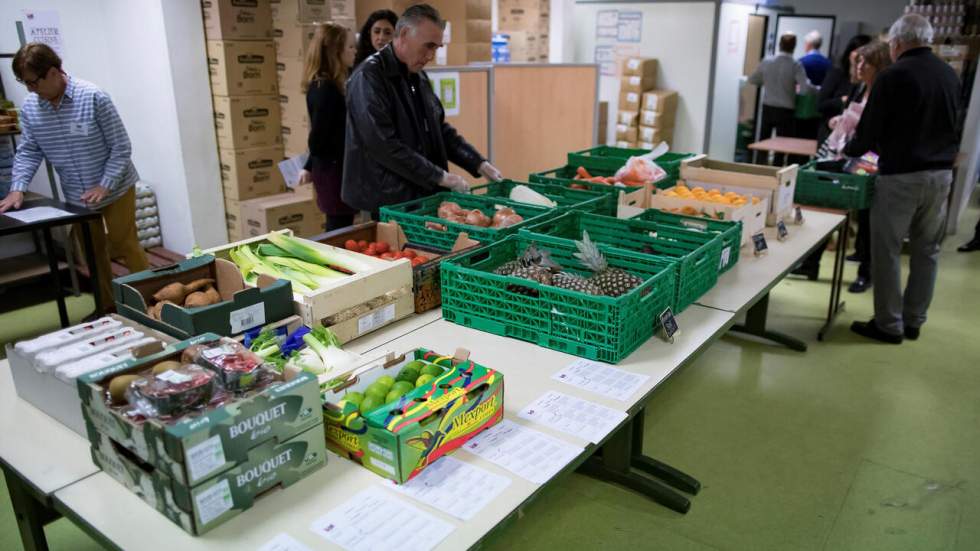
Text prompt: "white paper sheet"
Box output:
[[4, 206, 74, 224], [309, 486, 454, 551], [386, 456, 511, 521], [519, 391, 627, 444], [551, 359, 650, 402], [257, 533, 313, 551], [462, 419, 582, 484], [278, 153, 309, 189]]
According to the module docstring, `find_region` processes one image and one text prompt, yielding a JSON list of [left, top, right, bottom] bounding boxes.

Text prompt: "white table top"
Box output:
[[695, 209, 845, 313], [0, 360, 99, 496], [53, 305, 735, 550], [344, 308, 442, 355]]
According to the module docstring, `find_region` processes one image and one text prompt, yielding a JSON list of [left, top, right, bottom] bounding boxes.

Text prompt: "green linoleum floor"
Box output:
[[2, 225, 979, 551]]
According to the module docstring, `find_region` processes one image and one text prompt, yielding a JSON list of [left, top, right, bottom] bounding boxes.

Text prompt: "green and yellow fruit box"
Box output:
[[321, 347, 504, 484], [78, 333, 322, 488], [92, 422, 326, 535]]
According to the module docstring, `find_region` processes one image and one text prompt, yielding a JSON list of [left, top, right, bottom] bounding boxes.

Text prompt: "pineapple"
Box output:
[[493, 244, 561, 276], [494, 261, 521, 276], [574, 231, 644, 297], [507, 265, 552, 296], [550, 272, 603, 295]]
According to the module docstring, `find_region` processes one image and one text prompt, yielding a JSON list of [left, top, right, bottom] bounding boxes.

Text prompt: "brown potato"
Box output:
[[203, 286, 221, 305], [183, 291, 210, 308], [184, 278, 216, 294], [152, 282, 187, 304]]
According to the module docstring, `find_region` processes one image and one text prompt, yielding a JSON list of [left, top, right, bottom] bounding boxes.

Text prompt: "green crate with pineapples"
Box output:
[[440, 235, 677, 363]]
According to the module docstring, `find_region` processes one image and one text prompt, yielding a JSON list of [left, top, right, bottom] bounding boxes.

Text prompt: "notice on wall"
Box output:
[[22, 10, 64, 56], [597, 10, 618, 39], [430, 72, 460, 117], [617, 11, 643, 43]]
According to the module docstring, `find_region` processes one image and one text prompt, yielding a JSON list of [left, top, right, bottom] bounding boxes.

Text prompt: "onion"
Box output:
[[437, 202, 463, 220], [492, 213, 524, 228], [465, 210, 491, 227]]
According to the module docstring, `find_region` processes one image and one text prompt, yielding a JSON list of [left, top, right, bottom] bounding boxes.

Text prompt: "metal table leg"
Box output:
[[728, 292, 808, 351], [41, 227, 69, 328], [578, 409, 699, 514], [3, 465, 58, 551], [819, 214, 849, 340]]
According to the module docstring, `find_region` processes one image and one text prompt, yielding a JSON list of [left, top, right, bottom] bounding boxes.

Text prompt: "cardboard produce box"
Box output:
[[207, 40, 278, 96], [237, 187, 323, 238], [650, 183, 768, 246], [202, 0, 274, 40], [498, 0, 549, 31], [500, 29, 543, 62], [322, 347, 504, 484], [621, 57, 657, 78], [640, 108, 675, 128], [314, 221, 479, 314], [225, 198, 245, 240], [620, 75, 656, 94], [212, 95, 282, 150], [219, 145, 287, 201], [680, 155, 798, 225], [92, 422, 326, 535], [113, 255, 295, 340], [79, 334, 323, 486], [638, 140, 670, 150], [6, 315, 178, 437], [618, 90, 642, 113], [272, 0, 355, 24], [615, 124, 638, 142], [275, 56, 305, 97], [639, 125, 672, 144], [616, 111, 639, 126], [281, 120, 310, 157], [615, 140, 639, 149], [272, 22, 316, 59], [278, 90, 309, 128], [200, 229, 415, 343], [642, 89, 678, 113], [428, 0, 492, 66]]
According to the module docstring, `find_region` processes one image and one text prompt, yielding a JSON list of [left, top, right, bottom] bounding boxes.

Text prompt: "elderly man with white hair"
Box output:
[[844, 14, 961, 344], [799, 30, 831, 85]]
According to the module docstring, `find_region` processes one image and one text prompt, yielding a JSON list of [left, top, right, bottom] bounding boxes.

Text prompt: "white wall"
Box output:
[[569, 2, 717, 153], [0, 0, 223, 254], [780, 0, 907, 55], [708, 2, 754, 161]]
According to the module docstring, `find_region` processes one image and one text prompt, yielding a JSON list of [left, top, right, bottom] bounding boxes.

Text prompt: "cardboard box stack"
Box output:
[[638, 89, 678, 149], [426, 0, 492, 65], [498, 0, 549, 62], [615, 57, 657, 148], [203, 0, 289, 241]]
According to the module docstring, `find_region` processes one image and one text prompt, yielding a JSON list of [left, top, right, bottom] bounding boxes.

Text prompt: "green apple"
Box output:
[[391, 381, 415, 395], [375, 375, 396, 390], [386, 388, 408, 404], [404, 360, 427, 371], [365, 384, 388, 401], [344, 391, 364, 406], [397, 368, 419, 384], [415, 373, 435, 388], [420, 363, 443, 377], [359, 395, 383, 414]]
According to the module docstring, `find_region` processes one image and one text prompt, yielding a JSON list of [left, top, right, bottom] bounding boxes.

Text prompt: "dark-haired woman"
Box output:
[[354, 9, 398, 67]]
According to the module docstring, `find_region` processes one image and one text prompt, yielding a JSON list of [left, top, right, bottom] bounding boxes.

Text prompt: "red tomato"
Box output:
[[380, 252, 396, 260], [366, 244, 378, 256], [402, 249, 417, 259], [344, 239, 359, 251], [357, 240, 369, 250], [375, 242, 390, 254], [411, 256, 427, 267]]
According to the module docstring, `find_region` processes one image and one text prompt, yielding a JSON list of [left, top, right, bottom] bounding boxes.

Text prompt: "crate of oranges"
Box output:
[[649, 182, 767, 246]]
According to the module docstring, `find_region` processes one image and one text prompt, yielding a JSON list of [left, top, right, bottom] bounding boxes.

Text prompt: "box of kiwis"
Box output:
[[78, 333, 322, 487], [320, 347, 504, 483]]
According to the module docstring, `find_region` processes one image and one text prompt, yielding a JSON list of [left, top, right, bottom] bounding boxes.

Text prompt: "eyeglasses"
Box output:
[[17, 73, 46, 88]]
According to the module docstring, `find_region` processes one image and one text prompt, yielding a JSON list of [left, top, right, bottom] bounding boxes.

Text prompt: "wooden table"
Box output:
[[749, 137, 818, 165]]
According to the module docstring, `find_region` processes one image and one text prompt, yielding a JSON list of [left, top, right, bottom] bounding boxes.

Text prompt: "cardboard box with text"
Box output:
[[207, 40, 278, 96], [213, 95, 282, 149]]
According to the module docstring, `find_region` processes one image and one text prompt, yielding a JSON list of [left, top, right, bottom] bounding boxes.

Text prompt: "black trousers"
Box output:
[[800, 208, 870, 279], [760, 105, 796, 140]]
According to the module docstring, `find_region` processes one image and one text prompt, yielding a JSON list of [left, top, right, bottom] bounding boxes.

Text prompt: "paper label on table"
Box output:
[[358, 303, 396, 335], [186, 434, 227, 483], [369, 455, 396, 476], [230, 302, 265, 334], [518, 391, 627, 444], [386, 456, 511, 521], [552, 359, 650, 402], [258, 533, 313, 551], [719, 246, 732, 269], [310, 486, 454, 551], [195, 478, 233, 526], [3, 206, 74, 223], [462, 419, 582, 484]]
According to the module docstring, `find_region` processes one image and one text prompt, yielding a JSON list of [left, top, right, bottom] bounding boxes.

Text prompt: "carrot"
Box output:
[[575, 166, 592, 179]]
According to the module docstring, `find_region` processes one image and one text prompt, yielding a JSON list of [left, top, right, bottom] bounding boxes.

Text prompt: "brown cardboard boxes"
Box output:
[[638, 126, 672, 145], [618, 90, 642, 113], [273, 23, 317, 59], [642, 90, 678, 113], [241, 187, 325, 238], [272, 0, 355, 24], [498, 0, 549, 31], [275, 56, 305, 95], [500, 29, 548, 62], [621, 57, 657, 78], [202, 0, 274, 40], [219, 146, 287, 201], [207, 40, 278, 96], [281, 120, 310, 157], [427, 0, 492, 66], [620, 74, 656, 94], [615, 124, 638, 142], [213, 95, 283, 149], [278, 91, 310, 129], [225, 198, 245, 240], [640, 109, 675, 128]]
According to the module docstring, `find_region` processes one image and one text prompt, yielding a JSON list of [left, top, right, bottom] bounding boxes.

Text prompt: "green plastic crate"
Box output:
[[528, 166, 653, 211], [567, 146, 696, 183], [520, 211, 722, 312], [441, 235, 677, 364], [794, 161, 875, 210], [471, 179, 614, 216], [380, 192, 554, 250], [633, 209, 742, 274]]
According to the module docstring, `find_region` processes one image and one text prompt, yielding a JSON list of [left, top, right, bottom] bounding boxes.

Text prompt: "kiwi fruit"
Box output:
[[108, 374, 141, 404], [151, 360, 182, 375]]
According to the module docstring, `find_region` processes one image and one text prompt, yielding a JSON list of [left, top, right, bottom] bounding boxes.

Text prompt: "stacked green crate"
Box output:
[[794, 161, 875, 210], [471, 179, 614, 216], [633, 209, 742, 274]]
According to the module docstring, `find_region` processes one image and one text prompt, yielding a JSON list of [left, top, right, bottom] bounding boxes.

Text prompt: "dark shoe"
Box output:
[[791, 265, 819, 281], [904, 326, 920, 340], [851, 319, 903, 344], [957, 239, 980, 252], [848, 277, 872, 293], [845, 253, 861, 262]]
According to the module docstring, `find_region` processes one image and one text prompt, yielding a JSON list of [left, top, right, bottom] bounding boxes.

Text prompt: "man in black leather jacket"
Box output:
[[342, 4, 501, 215]]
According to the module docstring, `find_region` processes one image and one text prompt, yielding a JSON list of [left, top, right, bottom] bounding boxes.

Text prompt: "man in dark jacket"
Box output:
[[845, 14, 961, 344], [342, 4, 501, 215]]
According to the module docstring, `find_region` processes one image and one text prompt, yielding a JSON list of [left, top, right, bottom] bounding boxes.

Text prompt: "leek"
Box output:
[[265, 232, 372, 274]]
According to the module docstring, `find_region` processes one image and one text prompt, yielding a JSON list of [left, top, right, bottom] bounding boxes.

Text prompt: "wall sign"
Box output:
[[22, 10, 64, 56]]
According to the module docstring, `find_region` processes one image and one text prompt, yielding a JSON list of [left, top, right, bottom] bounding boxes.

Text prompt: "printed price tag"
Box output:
[[681, 218, 708, 232], [752, 232, 768, 256], [719, 246, 732, 270], [358, 303, 396, 335], [229, 303, 265, 334], [659, 307, 679, 343], [194, 478, 233, 526], [777, 220, 789, 241], [155, 369, 192, 384], [186, 434, 227, 483], [795, 206, 805, 225]]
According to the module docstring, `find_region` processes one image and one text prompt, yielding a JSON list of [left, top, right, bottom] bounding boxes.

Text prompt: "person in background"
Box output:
[[816, 34, 871, 145], [845, 14, 961, 344], [0, 43, 147, 313], [355, 9, 398, 67], [749, 32, 813, 141], [799, 31, 832, 86], [342, 4, 501, 218], [298, 23, 358, 231]]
